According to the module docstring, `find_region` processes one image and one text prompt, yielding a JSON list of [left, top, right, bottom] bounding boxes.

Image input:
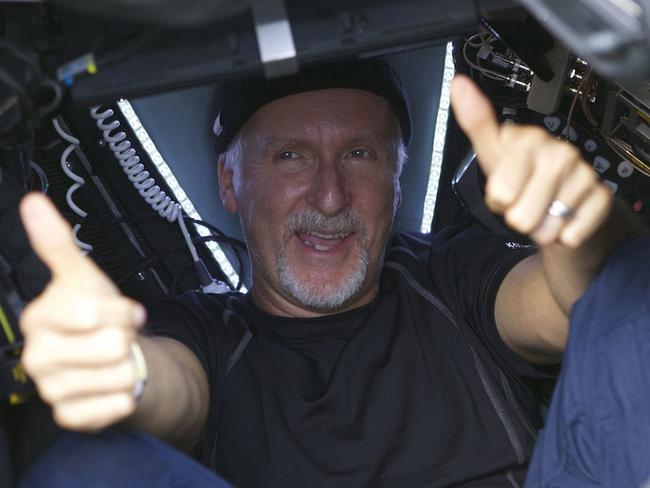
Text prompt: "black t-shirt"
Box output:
[[146, 225, 543, 487]]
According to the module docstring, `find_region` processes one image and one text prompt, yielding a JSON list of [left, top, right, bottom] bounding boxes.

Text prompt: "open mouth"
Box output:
[[296, 231, 354, 252]]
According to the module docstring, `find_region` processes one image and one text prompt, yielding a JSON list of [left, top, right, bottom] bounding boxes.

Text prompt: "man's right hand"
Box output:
[[19, 192, 147, 431]]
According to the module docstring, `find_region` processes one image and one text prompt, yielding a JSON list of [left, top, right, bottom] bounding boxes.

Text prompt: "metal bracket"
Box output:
[[251, 0, 298, 78]]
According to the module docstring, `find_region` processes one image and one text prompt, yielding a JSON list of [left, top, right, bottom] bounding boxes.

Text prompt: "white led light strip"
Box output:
[[421, 42, 455, 234], [117, 100, 247, 293]]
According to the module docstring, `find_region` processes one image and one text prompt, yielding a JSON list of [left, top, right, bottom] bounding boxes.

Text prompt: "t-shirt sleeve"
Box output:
[[427, 224, 543, 379], [144, 292, 221, 382]]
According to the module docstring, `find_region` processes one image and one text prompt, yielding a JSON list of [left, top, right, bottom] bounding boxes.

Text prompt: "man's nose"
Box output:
[[306, 160, 349, 215]]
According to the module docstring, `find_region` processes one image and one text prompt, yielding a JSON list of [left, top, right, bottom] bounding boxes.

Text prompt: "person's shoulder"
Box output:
[[403, 224, 535, 254], [175, 289, 247, 308], [386, 224, 495, 260], [146, 289, 251, 323], [383, 231, 437, 287], [144, 290, 256, 349], [384, 224, 535, 282], [387, 231, 432, 258]]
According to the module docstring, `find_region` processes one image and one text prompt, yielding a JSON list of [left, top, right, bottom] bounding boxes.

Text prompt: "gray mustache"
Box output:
[[284, 210, 363, 236]]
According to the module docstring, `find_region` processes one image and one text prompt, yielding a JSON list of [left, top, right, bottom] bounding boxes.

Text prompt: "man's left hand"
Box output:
[[450, 74, 614, 248]]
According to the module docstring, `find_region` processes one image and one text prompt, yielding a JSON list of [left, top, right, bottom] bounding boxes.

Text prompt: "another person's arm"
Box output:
[[450, 75, 648, 364], [19, 193, 208, 451]]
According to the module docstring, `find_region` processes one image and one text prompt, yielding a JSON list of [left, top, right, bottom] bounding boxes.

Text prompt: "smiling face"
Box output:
[[219, 88, 403, 318]]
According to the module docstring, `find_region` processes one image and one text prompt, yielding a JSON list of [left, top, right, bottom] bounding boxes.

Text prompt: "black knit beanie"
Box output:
[[213, 59, 411, 154]]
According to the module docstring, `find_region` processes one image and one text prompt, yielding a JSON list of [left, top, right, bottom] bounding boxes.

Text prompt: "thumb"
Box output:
[[450, 75, 502, 175], [19, 193, 117, 293]]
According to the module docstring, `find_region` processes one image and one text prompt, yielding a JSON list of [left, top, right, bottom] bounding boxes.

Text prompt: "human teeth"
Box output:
[[301, 240, 334, 251], [307, 231, 349, 240]]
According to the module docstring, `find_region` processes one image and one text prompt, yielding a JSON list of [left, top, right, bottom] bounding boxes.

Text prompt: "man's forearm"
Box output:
[[124, 335, 209, 453], [540, 199, 649, 316]]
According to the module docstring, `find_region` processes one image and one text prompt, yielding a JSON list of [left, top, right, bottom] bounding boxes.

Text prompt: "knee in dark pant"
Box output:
[[588, 236, 650, 305], [19, 429, 230, 488], [19, 429, 148, 487], [573, 236, 650, 333]]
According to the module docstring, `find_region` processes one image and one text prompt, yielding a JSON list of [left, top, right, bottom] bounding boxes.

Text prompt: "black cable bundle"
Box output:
[[0, 39, 62, 146]]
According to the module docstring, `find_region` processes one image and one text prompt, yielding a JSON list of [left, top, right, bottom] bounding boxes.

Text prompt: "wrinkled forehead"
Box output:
[[239, 88, 403, 148]]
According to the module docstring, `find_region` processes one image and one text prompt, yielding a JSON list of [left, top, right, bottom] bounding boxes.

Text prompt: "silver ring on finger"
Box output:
[[547, 200, 574, 220]]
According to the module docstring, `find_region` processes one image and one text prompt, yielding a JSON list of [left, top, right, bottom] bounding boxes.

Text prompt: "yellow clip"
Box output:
[[9, 393, 26, 405], [12, 364, 28, 384], [87, 62, 97, 75]]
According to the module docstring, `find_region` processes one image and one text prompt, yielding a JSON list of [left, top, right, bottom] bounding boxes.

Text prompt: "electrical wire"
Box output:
[[579, 70, 599, 127], [74, 210, 245, 291], [564, 70, 592, 141], [51, 118, 93, 254], [27, 161, 49, 193], [89, 106, 229, 292], [0, 39, 62, 128], [465, 32, 491, 48], [97, 213, 246, 290], [184, 217, 247, 290], [89, 106, 180, 222], [0, 67, 32, 115], [88, 211, 247, 270], [116, 235, 235, 289], [177, 211, 200, 263], [462, 34, 531, 90], [563, 91, 581, 142], [37, 79, 63, 118], [462, 37, 508, 82], [458, 36, 530, 109], [183, 217, 247, 250]]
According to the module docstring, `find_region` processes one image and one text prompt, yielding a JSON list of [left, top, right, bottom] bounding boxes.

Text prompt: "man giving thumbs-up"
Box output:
[[17, 62, 650, 488]]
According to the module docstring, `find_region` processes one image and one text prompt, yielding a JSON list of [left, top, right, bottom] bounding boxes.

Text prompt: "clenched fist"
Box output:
[[19, 193, 147, 431], [450, 75, 614, 247]]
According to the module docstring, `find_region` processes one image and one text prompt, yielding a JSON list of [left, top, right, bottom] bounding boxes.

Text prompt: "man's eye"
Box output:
[[348, 149, 370, 159], [277, 151, 299, 160]]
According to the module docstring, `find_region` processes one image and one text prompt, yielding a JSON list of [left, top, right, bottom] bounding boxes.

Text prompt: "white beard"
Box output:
[[276, 244, 370, 310], [275, 208, 371, 310]]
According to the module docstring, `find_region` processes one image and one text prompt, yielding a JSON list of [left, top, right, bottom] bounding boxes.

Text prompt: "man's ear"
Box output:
[[218, 157, 238, 213]]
